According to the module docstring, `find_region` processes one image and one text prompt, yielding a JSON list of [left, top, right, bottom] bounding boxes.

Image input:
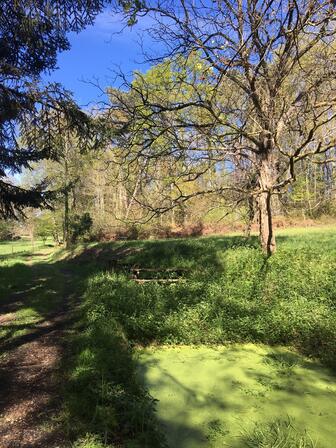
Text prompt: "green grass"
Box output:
[[64, 225, 336, 447], [0, 240, 65, 343], [0, 237, 49, 256], [83, 227, 336, 365], [0, 239, 95, 442], [2, 227, 336, 447]]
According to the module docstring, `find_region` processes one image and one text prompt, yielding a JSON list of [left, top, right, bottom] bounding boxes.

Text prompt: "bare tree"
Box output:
[[108, 0, 336, 254]]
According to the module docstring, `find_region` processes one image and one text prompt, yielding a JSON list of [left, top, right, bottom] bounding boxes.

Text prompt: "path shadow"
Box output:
[[0, 252, 82, 447]]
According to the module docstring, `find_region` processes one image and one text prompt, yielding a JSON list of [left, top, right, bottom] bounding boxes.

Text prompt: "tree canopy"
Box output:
[[0, 0, 108, 218], [3, 0, 336, 255], [113, 0, 336, 254]]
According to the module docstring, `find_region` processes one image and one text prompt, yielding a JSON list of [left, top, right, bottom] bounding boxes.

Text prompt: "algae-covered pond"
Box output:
[[138, 344, 336, 447]]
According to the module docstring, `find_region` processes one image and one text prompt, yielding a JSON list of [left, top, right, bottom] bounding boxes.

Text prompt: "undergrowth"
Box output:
[[64, 287, 166, 447], [64, 228, 336, 447]]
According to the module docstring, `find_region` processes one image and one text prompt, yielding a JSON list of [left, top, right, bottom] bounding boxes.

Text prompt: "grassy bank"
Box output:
[[65, 226, 336, 447], [0, 241, 65, 342], [84, 227, 336, 364]]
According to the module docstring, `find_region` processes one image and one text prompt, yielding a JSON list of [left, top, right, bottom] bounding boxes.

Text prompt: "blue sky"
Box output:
[[43, 11, 152, 107]]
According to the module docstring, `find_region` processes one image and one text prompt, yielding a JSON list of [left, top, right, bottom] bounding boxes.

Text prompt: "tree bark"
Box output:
[[257, 153, 277, 256], [245, 196, 255, 237], [258, 190, 276, 256], [63, 158, 70, 249]]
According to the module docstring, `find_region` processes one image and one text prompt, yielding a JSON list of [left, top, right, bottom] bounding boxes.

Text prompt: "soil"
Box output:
[[0, 267, 73, 448]]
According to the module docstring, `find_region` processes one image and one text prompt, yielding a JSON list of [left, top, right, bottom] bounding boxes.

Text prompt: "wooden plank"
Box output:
[[131, 268, 189, 272], [133, 278, 181, 283], [111, 263, 189, 272]]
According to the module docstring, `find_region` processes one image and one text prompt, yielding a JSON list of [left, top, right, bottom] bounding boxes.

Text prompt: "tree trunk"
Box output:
[[258, 190, 276, 256], [257, 153, 277, 256], [63, 158, 70, 249], [245, 196, 255, 237], [64, 189, 70, 249]]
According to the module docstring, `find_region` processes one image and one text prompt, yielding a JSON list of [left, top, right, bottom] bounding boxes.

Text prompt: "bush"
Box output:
[[72, 434, 110, 448], [70, 213, 93, 243]]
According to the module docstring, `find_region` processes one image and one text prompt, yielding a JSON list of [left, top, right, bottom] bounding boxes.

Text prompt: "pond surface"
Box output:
[[138, 344, 336, 447]]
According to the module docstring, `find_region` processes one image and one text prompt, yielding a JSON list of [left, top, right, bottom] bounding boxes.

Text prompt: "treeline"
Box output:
[[14, 46, 336, 245], [7, 122, 335, 245], [2, 1, 336, 255]]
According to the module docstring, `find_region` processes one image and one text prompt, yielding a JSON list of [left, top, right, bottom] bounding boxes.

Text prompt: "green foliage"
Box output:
[[83, 229, 336, 367], [70, 213, 93, 243], [72, 434, 108, 448], [64, 227, 336, 446], [35, 213, 54, 243], [0, 0, 104, 218], [0, 238, 165, 447], [65, 290, 166, 447]]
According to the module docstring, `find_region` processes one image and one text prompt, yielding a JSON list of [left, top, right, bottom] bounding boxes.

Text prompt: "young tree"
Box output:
[[28, 109, 99, 247], [115, 0, 336, 255]]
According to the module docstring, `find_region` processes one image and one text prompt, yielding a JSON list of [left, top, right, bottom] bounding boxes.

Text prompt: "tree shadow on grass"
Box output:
[[70, 234, 260, 273], [2, 233, 336, 447], [137, 359, 225, 447], [0, 237, 257, 448]]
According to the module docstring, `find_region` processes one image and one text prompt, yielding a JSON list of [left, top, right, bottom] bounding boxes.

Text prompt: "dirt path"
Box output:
[[0, 255, 74, 448]]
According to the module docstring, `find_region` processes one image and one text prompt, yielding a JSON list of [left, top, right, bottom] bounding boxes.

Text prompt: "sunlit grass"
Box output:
[[0, 238, 51, 256], [0, 240, 64, 344]]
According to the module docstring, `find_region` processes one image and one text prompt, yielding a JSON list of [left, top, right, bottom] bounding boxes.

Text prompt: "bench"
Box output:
[[108, 262, 190, 283]]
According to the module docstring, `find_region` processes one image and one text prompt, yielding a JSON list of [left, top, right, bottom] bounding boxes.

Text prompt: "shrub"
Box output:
[[72, 434, 110, 448], [70, 213, 93, 243]]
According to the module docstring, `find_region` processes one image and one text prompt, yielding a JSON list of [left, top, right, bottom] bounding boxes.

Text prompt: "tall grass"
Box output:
[[84, 234, 336, 365], [242, 418, 317, 448], [65, 227, 336, 447]]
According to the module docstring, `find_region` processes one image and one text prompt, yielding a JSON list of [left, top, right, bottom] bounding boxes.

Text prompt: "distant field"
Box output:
[[0, 238, 52, 257]]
